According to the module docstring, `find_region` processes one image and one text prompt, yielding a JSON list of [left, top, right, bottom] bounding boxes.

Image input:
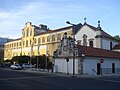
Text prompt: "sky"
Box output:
[[0, 0, 120, 39]]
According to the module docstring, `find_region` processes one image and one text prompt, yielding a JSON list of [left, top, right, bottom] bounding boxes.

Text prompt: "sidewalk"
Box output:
[[4, 68, 120, 78], [17, 68, 120, 78]]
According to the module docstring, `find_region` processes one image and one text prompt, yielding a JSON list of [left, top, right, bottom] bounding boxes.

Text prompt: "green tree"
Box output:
[[11, 56, 30, 64], [114, 35, 120, 41], [31, 55, 49, 69], [10, 55, 51, 69]]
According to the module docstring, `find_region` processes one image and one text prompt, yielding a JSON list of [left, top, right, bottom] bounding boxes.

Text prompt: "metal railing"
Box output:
[[102, 68, 120, 74]]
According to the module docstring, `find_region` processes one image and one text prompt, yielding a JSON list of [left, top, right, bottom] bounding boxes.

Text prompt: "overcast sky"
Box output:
[[0, 0, 119, 39]]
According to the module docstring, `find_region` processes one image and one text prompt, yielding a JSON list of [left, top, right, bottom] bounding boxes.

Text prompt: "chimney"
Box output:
[[39, 24, 47, 31]]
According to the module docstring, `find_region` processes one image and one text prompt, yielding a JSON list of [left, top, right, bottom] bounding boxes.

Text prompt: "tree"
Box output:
[[114, 35, 120, 41], [10, 55, 51, 69], [11, 56, 30, 64], [31, 55, 49, 69]]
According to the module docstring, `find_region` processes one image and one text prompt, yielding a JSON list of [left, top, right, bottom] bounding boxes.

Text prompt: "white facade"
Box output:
[[54, 57, 120, 75], [54, 58, 78, 74], [102, 38, 118, 50], [76, 25, 98, 48], [75, 24, 119, 50], [83, 57, 120, 75]]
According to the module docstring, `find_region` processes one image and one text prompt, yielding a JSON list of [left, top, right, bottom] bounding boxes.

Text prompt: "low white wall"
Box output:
[[83, 57, 120, 75], [54, 57, 120, 75], [54, 58, 78, 74]]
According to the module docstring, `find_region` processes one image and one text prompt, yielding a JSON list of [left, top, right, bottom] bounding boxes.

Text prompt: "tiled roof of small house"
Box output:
[[78, 45, 120, 59]]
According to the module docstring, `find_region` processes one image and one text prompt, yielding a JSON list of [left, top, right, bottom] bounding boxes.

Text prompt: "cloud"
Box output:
[[0, 0, 115, 39]]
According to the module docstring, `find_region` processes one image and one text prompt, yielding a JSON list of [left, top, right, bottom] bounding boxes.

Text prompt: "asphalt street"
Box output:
[[0, 68, 120, 90]]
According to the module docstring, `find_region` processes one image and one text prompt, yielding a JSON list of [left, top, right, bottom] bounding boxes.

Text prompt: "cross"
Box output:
[[84, 17, 87, 23]]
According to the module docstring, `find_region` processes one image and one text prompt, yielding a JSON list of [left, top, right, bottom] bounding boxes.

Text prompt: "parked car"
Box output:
[[10, 64, 22, 70], [22, 63, 32, 68], [0, 62, 5, 68]]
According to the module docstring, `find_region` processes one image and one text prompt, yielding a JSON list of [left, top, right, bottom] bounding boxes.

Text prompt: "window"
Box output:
[[14, 43, 16, 47], [10, 44, 11, 48], [83, 34, 87, 46], [23, 41, 25, 46], [30, 40, 31, 45], [19, 42, 21, 46], [30, 30, 32, 36], [110, 42, 112, 50], [89, 41, 93, 47], [34, 38, 37, 44], [17, 42, 18, 47], [38, 38, 41, 43], [52, 35, 55, 41], [42, 37, 45, 43], [12, 43, 13, 47], [26, 29, 29, 37], [57, 34, 61, 41], [26, 40, 28, 47], [47, 36, 50, 42]]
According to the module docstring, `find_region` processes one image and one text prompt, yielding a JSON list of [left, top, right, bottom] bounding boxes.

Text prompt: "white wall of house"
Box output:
[[54, 57, 120, 75], [75, 25, 119, 50], [54, 58, 78, 74], [102, 38, 118, 50], [83, 57, 120, 75], [76, 25, 97, 47]]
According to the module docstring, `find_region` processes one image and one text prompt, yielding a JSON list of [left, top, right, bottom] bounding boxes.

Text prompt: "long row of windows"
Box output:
[[5, 42, 21, 48], [5, 33, 62, 48], [34, 34, 61, 44]]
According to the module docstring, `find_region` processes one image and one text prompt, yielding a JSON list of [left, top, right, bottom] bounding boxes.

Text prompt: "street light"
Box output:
[[66, 21, 76, 75]]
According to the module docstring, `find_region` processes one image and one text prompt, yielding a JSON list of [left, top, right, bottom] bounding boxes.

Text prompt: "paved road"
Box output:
[[0, 68, 120, 90]]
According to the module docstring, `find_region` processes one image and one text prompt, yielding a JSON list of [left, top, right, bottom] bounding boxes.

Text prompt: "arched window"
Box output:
[[38, 38, 41, 43], [52, 35, 55, 41], [42, 37, 45, 43], [19, 42, 21, 46], [26, 29, 29, 37], [30, 30, 32, 36], [26, 40, 28, 47], [89, 41, 93, 47], [83, 34, 87, 46], [57, 34, 61, 41], [30, 39, 31, 45], [23, 41, 25, 46], [47, 36, 50, 42]]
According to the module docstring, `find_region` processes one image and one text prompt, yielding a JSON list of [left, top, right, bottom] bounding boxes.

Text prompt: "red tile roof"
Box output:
[[78, 45, 120, 59], [38, 26, 72, 35], [5, 38, 21, 43]]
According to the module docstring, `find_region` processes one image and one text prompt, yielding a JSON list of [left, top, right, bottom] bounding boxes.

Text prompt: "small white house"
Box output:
[[54, 46, 120, 75]]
